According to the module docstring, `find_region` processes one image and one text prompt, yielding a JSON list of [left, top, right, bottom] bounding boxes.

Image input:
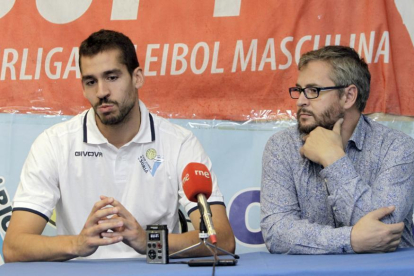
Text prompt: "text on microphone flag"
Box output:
[[181, 162, 213, 202]]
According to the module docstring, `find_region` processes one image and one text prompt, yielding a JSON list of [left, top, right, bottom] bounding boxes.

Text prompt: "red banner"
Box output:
[[1, 0, 414, 120]]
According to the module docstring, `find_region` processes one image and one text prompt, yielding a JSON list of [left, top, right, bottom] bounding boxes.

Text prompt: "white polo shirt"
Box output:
[[12, 100, 224, 259]]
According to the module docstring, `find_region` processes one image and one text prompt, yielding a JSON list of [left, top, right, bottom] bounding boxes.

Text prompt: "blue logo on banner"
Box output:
[[229, 189, 264, 245]]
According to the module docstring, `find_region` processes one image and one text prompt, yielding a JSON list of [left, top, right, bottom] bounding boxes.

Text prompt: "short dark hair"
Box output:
[[298, 46, 371, 112], [79, 29, 139, 75]]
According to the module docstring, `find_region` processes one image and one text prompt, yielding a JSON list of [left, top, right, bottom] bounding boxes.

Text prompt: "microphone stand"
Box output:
[[169, 217, 239, 262]]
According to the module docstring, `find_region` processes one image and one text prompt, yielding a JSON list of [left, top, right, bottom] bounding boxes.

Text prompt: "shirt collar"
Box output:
[[83, 100, 155, 144], [348, 115, 367, 151], [131, 100, 156, 144]]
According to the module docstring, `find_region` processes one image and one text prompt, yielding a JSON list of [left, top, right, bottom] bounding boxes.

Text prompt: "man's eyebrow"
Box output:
[[81, 69, 123, 81], [295, 83, 321, 87], [103, 69, 123, 76], [82, 75, 95, 82]]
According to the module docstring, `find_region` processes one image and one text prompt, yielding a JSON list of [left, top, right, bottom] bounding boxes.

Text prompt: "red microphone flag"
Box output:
[[182, 162, 212, 202]]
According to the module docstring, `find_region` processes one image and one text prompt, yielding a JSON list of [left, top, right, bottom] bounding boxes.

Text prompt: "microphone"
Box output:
[[182, 162, 217, 244]]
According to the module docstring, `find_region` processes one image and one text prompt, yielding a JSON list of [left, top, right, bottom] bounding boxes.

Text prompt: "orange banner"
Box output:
[[1, 0, 414, 120]]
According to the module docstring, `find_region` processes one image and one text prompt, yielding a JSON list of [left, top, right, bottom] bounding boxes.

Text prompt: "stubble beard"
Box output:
[[297, 103, 345, 135], [94, 96, 136, 126]]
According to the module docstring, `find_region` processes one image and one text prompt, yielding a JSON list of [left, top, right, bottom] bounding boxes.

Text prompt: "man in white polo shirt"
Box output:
[[3, 30, 235, 262]]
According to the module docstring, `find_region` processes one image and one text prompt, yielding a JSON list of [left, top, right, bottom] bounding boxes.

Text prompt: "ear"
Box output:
[[342, 85, 358, 110], [133, 67, 145, 89]]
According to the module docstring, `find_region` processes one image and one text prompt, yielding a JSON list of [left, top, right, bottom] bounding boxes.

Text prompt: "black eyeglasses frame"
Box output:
[[289, 85, 349, 99]]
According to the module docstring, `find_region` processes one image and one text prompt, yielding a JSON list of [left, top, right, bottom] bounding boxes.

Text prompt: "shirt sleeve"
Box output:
[[12, 131, 60, 220], [176, 130, 224, 215], [260, 135, 354, 254], [320, 135, 414, 227]]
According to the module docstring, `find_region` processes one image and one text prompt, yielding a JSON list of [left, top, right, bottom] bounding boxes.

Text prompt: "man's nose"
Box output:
[[96, 81, 110, 99], [296, 91, 309, 107]]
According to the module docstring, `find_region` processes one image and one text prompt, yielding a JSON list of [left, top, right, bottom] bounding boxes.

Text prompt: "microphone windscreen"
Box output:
[[182, 162, 213, 202]]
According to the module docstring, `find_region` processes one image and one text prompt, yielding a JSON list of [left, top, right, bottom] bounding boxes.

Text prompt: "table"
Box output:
[[1, 248, 414, 276]]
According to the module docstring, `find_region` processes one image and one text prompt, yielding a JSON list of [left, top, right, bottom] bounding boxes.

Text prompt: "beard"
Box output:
[[297, 103, 344, 135], [94, 96, 136, 126]]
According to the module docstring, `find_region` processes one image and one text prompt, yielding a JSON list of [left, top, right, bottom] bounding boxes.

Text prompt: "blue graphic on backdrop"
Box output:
[[229, 188, 264, 245]]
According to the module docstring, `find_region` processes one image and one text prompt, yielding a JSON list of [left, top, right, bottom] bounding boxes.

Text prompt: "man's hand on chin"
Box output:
[[300, 118, 345, 167]]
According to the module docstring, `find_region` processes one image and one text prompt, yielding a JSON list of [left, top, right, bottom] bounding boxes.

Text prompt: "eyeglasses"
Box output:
[[289, 86, 348, 99]]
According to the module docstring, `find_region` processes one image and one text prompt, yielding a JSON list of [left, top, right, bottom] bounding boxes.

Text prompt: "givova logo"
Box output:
[[75, 151, 103, 157]]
